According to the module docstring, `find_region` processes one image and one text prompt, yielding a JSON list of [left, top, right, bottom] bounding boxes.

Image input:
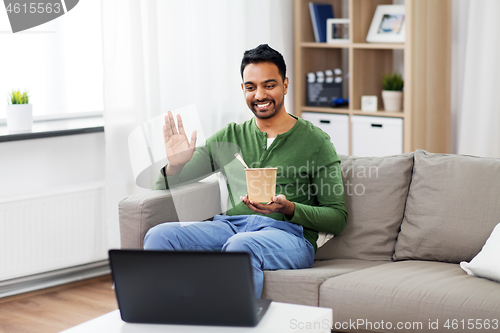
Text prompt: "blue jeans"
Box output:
[[143, 214, 315, 298]]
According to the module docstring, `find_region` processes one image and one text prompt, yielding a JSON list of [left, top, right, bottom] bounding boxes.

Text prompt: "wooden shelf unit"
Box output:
[[293, 0, 451, 154]]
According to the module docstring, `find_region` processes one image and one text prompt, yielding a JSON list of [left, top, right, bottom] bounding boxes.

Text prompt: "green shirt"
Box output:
[[154, 115, 347, 252]]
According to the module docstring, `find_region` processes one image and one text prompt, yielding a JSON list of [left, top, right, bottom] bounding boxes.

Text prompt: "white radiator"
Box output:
[[0, 183, 108, 281]]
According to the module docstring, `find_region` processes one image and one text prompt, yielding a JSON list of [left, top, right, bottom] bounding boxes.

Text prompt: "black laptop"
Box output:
[[108, 249, 271, 327]]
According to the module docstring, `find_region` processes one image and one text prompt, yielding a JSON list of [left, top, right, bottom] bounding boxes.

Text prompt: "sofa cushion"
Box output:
[[262, 259, 387, 306], [320, 261, 500, 332], [316, 153, 414, 261], [394, 150, 500, 263]]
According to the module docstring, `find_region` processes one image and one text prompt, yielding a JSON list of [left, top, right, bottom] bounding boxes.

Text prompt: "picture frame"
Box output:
[[366, 5, 405, 43], [326, 18, 350, 44]]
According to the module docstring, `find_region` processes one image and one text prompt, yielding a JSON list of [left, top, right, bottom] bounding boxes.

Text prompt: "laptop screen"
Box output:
[[109, 249, 270, 327]]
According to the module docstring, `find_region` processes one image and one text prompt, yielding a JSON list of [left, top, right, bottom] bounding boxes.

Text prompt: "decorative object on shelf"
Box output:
[[330, 98, 349, 108], [6, 90, 33, 133], [381, 72, 404, 112], [366, 5, 405, 43], [306, 69, 345, 107], [361, 96, 378, 112], [326, 18, 350, 44], [308, 2, 334, 43]]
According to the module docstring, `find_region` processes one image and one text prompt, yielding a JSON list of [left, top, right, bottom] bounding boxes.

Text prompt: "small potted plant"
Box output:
[[6, 90, 33, 133], [381, 72, 404, 112]]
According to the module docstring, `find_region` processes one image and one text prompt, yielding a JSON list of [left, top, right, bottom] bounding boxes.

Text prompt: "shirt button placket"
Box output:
[[261, 134, 266, 161]]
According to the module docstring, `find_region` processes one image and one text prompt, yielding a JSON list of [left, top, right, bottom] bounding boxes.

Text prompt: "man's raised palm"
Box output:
[[163, 111, 197, 168]]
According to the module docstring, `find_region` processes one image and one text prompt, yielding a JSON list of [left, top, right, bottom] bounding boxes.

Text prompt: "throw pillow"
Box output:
[[315, 152, 414, 261], [460, 222, 500, 283], [394, 150, 500, 263], [316, 232, 334, 248]]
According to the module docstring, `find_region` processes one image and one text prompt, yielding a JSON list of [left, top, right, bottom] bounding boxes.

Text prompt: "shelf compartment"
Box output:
[[351, 48, 401, 111], [299, 47, 349, 110], [297, 0, 346, 43], [351, 0, 395, 44]]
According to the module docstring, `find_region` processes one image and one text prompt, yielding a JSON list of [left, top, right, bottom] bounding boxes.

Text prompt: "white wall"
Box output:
[[0, 133, 105, 199], [0, 132, 108, 283]]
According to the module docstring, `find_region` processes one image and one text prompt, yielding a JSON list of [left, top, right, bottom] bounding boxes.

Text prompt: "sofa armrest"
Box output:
[[119, 179, 221, 249]]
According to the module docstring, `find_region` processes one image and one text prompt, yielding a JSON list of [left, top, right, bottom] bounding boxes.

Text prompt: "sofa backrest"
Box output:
[[316, 152, 414, 261], [393, 149, 500, 263]]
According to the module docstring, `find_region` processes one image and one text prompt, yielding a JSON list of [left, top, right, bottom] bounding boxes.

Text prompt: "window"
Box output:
[[0, 0, 103, 119]]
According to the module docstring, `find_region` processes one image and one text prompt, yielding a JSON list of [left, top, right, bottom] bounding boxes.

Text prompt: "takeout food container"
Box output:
[[245, 168, 277, 203]]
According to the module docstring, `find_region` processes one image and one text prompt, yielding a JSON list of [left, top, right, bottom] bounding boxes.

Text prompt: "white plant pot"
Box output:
[[382, 90, 403, 112], [6, 104, 33, 133]]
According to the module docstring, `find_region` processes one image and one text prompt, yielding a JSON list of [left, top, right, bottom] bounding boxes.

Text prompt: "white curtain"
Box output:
[[454, 0, 500, 158], [101, 0, 294, 248]]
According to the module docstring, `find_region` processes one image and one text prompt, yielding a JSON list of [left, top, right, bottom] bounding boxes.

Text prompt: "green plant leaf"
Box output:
[[382, 72, 404, 91], [8, 89, 29, 105]]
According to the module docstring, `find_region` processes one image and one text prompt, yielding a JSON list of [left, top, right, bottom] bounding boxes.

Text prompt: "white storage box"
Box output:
[[301, 112, 349, 156], [352, 115, 403, 157]]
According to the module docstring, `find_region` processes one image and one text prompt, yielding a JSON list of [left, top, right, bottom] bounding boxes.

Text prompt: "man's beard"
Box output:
[[250, 97, 285, 120]]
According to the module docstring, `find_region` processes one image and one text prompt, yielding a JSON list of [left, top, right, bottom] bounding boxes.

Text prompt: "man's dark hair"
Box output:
[[240, 44, 287, 82]]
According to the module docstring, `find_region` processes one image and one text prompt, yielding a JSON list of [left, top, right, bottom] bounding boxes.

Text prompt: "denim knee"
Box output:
[[223, 233, 258, 254], [144, 223, 178, 250]]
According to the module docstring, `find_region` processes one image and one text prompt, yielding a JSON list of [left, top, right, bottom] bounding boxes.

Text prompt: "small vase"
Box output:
[[6, 104, 33, 133], [382, 90, 403, 112]]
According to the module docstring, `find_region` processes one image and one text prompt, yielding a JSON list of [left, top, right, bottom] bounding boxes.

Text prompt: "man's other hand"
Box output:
[[240, 194, 295, 219], [164, 111, 197, 175]]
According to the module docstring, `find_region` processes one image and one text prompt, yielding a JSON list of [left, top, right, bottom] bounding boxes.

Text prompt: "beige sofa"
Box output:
[[119, 149, 500, 333]]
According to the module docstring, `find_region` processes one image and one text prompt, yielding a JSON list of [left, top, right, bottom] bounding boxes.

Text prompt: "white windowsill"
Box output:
[[0, 112, 104, 142]]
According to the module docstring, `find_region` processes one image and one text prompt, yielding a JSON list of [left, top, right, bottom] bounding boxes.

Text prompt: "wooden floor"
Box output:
[[0, 275, 118, 333]]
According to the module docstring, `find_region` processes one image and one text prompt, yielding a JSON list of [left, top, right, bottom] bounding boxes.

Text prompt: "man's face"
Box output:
[[241, 62, 289, 119]]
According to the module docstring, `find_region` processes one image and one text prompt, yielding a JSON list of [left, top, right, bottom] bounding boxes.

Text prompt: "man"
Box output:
[[145, 44, 347, 298]]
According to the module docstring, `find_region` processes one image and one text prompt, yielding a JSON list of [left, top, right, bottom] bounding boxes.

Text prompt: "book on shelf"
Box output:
[[308, 2, 334, 43]]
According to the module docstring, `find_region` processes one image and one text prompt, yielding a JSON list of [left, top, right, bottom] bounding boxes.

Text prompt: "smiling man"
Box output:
[[145, 44, 347, 298], [243, 61, 287, 120]]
